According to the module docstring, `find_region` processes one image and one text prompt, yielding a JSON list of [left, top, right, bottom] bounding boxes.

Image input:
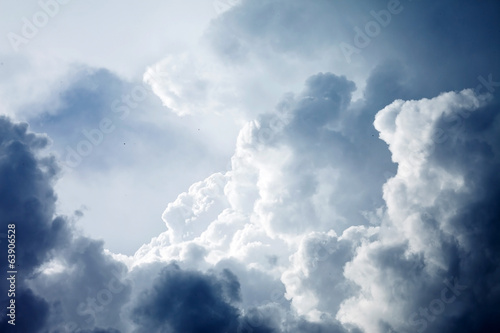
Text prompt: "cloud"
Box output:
[[3, 66, 500, 332], [29, 237, 132, 332], [0, 115, 66, 331], [0, 116, 70, 273], [0, 115, 287, 332], [237, 72, 394, 237], [337, 89, 500, 333], [0, 116, 131, 332], [20, 63, 238, 255], [0, 288, 49, 333], [162, 172, 229, 244], [132, 63, 500, 333], [131, 264, 242, 333], [130, 69, 399, 328], [204, 0, 500, 99], [2, 1, 500, 332], [143, 53, 219, 117]]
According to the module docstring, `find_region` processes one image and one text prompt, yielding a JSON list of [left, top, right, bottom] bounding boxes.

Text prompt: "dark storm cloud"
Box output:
[[288, 73, 356, 137], [207, 0, 500, 97], [361, 60, 413, 110], [0, 116, 69, 330], [0, 117, 72, 274], [0, 288, 49, 333], [131, 263, 279, 333], [353, 87, 500, 332], [291, 319, 355, 333], [0, 116, 130, 332], [76, 328, 122, 333], [244, 41, 500, 332], [420, 98, 500, 333], [31, 237, 132, 332]]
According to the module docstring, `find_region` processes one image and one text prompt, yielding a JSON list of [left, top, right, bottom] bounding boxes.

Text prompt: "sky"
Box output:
[[0, 0, 499, 332]]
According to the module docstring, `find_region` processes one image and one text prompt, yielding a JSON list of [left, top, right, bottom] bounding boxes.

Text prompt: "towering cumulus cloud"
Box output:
[[132, 69, 500, 332], [2, 66, 500, 332], [339, 89, 500, 332]]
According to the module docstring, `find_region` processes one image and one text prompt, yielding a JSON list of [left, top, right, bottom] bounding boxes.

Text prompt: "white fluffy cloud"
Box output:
[[338, 89, 497, 332], [127, 73, 499, 332]]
